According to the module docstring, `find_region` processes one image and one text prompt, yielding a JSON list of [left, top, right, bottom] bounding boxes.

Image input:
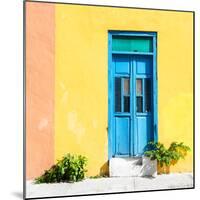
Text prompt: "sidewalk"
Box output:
[[26, 173, 193, 198]]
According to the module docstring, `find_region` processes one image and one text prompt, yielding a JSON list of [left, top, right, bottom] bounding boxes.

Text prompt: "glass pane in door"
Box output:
[[145, 78, 151, 112], [123, 78, 130, 95], [115, 77, 122, 112], [136, 79, 142, 96]]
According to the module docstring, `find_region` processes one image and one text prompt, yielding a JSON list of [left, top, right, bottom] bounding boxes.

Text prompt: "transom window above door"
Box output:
[[112, 36, 153, 53]]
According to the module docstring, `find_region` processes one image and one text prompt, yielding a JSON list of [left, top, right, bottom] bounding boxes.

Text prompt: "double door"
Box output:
[[112, 54, 154, 156]]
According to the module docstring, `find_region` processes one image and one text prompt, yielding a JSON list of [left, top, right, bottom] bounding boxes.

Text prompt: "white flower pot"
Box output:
[[141, 156, 157, 177]]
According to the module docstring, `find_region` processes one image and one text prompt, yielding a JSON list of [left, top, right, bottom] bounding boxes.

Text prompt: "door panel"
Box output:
[[136, 56, 152, 75], [115, 56, 130, 74], [115, 117, 130, 155], [136, 115, 152, 154]]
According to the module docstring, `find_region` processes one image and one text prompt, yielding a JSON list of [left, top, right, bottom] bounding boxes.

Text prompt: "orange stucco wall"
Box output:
[[26, 2, 55, 179]]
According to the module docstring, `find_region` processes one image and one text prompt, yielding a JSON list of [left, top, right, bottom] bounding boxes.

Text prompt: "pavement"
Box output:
[[26, 173, 193, 198]]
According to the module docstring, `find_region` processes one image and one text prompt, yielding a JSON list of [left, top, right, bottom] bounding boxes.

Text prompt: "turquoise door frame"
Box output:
[[108, 31, 158, 158]]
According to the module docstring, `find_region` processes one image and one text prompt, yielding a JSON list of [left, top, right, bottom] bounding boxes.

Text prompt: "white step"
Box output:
[[109, 157, 157, 177]]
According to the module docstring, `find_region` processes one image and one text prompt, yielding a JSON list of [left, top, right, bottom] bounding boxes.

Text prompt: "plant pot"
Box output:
[[157, 163, 171, 174], [141, 156, 157, 177], [171, 159, 178, 166]]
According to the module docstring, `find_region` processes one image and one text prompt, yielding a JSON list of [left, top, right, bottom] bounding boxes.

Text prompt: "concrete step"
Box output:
[[109, 157, 157, 177], [109, 157, 143, 177]]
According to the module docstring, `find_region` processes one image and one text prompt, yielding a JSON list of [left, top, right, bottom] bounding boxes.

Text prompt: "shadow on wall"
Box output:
[[100, 161, 109, 176]]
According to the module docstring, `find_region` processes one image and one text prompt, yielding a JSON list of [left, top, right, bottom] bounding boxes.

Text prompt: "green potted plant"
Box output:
[[144, 141, 190, 174]]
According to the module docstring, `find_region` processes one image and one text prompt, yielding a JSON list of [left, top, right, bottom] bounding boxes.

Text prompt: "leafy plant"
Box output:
[[168, 142, 191, 165], [144, 141, 190, 168], [35, 154, 87, 184]]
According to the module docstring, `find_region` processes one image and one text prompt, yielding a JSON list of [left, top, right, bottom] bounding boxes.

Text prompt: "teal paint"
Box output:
[[112, 36, 153, 52]]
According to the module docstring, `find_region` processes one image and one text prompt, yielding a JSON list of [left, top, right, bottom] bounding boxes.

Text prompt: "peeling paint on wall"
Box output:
[[67, 111, 86, 139]]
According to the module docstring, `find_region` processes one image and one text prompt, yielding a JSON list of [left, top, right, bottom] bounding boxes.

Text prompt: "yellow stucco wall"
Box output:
[[55, 4, 193, 175]]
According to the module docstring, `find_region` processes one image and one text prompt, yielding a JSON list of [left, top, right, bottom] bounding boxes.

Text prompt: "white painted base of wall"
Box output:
[[109, 156, 157, 177]]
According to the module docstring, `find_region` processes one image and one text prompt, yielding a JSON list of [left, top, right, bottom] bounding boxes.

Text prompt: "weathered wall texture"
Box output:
[[26, 2, 55, 179], [55, 5, 193, 175]]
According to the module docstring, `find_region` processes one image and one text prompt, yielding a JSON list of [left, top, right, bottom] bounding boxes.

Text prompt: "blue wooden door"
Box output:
[[113, 54, 132, 156], [134, 56, 153, 155], [112, 54, 153, 156]]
